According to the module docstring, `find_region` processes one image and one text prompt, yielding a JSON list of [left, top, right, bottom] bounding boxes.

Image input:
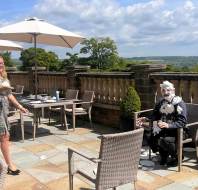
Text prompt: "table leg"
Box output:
[[72, 103, 75, 131], [63, 105, 68, 134], [20, 112, 24, 142], [41, 107, 44, 118], [33, 109, 38, 140]]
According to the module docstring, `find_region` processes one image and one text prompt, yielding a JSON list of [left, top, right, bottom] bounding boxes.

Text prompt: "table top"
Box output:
[[20, 98, 75, 108]]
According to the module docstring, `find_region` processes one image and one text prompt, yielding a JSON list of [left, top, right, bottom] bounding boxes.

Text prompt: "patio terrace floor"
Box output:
[[2, 115, 198, 190]]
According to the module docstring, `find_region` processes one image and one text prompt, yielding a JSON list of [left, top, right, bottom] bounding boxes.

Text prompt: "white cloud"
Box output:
[[3, 0, 198, 57], [184, 0, 195, 10]]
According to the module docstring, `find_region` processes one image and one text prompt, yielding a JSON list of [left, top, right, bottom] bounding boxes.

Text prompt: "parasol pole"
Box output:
[[33, 33, 38, 99]]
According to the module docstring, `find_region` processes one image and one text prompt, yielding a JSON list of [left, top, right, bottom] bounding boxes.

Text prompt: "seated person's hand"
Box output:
[[136, 117, 149, 127], [157, 120, 169, 128]]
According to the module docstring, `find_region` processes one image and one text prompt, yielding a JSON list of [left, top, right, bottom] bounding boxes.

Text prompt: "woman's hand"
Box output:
[[8, 94, 29, 114], [18, 105, 29, 113]]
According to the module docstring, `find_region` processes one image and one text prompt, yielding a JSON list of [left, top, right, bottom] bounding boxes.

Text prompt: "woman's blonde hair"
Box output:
[[0, 56, 8, 79]]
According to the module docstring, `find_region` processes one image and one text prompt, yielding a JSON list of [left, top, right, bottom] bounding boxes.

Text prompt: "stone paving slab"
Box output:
[[37, 135, 67, 146], [5, 117, 198, 190], [58, 133, 92, 143], [26, 168, 66, 184], [47, 151, 68, 165], [157, 182, 193, 190], [11, 151, 40, 169], [23, 143, 54, 153]]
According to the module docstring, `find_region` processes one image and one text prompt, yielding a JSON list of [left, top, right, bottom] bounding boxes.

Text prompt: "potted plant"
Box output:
[[120, 86, 141, 131]]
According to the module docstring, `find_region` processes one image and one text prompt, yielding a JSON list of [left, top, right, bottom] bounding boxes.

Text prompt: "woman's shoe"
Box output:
[[7, 167, 21, 175]]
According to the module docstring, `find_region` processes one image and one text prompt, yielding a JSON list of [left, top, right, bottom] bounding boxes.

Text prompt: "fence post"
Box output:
[[130, 64, 166, 109], [66, 65, 90, 93]]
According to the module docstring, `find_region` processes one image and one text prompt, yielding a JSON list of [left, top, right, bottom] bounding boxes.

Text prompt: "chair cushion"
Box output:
[[75, 108, 85, 112], [51, 107, 61, 111], [65, 107, 86, 113]]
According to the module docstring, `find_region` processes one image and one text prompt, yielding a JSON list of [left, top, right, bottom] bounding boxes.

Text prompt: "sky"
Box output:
[[1, 0, 198, 58]]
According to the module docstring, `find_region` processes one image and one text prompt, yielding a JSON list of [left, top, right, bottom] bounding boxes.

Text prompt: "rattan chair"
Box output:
[[48, 89, 79, 125], [68, 128, 144, 190], [134, 103, 198, 172], [65, 90, 94, 130]]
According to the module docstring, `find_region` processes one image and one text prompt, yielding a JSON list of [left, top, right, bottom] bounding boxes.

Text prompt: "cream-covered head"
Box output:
[[160, 81, 175, 101], [160, 81, 174, 90]]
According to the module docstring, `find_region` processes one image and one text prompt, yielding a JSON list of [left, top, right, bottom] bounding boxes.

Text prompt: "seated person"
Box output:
[[137, 81, 188, 166]]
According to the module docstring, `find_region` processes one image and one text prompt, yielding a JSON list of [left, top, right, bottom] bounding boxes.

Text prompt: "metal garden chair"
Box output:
[[64, 90, 94, 130], [12, 85, 24, 98], [48, 89, 79, 126]]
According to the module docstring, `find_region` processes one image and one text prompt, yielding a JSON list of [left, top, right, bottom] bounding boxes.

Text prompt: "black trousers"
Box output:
[[144, 128, 177, 158]]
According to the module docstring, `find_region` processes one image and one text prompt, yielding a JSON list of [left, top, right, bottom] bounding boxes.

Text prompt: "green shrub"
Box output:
[[120, 86, 141, 117]]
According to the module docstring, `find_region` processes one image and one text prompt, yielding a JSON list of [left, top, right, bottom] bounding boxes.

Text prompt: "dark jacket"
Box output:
[[152, 96, 187, 129]]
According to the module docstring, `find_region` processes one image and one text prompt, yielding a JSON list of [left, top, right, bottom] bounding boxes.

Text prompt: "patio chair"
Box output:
[[134, 103, 198, 172], [48, 89, 79, 125], [8, 110, 25, 142], [12, 85, 24, 98], [68, 128, 144, 190], [64, 90, 94, 130]]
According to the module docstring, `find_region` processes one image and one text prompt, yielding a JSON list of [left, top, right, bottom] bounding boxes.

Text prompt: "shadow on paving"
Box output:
[[9, 115, 121, 142]]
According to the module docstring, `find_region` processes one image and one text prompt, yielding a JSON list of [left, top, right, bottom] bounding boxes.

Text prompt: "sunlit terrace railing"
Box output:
[[8, 71, 135, 106], [77, 72, 135, 105], [8, 71, 69, 96], [7, 66, 198, 127], [8, 71, 29, 90], [151, 72, 198, 104], [37, 72, 68, 95]]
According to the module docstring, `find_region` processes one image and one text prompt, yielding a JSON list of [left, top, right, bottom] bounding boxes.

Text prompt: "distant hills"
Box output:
[[12, 56, 198, 69], [127, 56, 198, 68]]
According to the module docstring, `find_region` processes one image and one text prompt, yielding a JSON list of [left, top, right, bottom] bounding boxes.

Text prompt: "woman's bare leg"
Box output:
[[0, 134, 17, 170]]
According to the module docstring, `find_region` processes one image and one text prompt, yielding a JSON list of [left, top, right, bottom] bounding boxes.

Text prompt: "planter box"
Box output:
[[120, 115, 134, 131]]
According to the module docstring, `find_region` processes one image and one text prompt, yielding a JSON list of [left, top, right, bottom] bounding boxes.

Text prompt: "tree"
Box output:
[[80, 37, 119, 70], [62, 52, 79, 67], [20, 48, 61, 71], [0, 52, 13, 67]]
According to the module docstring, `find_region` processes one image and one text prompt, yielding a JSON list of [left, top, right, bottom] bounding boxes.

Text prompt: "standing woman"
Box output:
[[0, 56, 28, 175]]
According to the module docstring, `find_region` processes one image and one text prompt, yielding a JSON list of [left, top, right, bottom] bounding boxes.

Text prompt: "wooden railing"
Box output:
[[8, 69, 198, 105], [8, 71, 68, 95], [37, 72, 68, 95], [150, 73, 198, 104], [8, 72, 29, 91], [7, 69, 198, 127], [77, 72, 135, 105], [8, 71, 135, 106]]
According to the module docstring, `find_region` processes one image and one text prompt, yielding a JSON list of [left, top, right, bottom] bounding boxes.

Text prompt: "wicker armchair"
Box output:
[[48, 89, 79, 125], [134, 103, 198, 172], [65, 90, 94, 130], [68, 128, 144, 190]]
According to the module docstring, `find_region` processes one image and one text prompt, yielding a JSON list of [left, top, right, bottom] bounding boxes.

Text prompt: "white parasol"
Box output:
[[0, 17, 85, 98]]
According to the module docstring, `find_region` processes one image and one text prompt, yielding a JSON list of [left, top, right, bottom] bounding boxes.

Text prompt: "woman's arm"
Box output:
[[8, 94, 28, 113]]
